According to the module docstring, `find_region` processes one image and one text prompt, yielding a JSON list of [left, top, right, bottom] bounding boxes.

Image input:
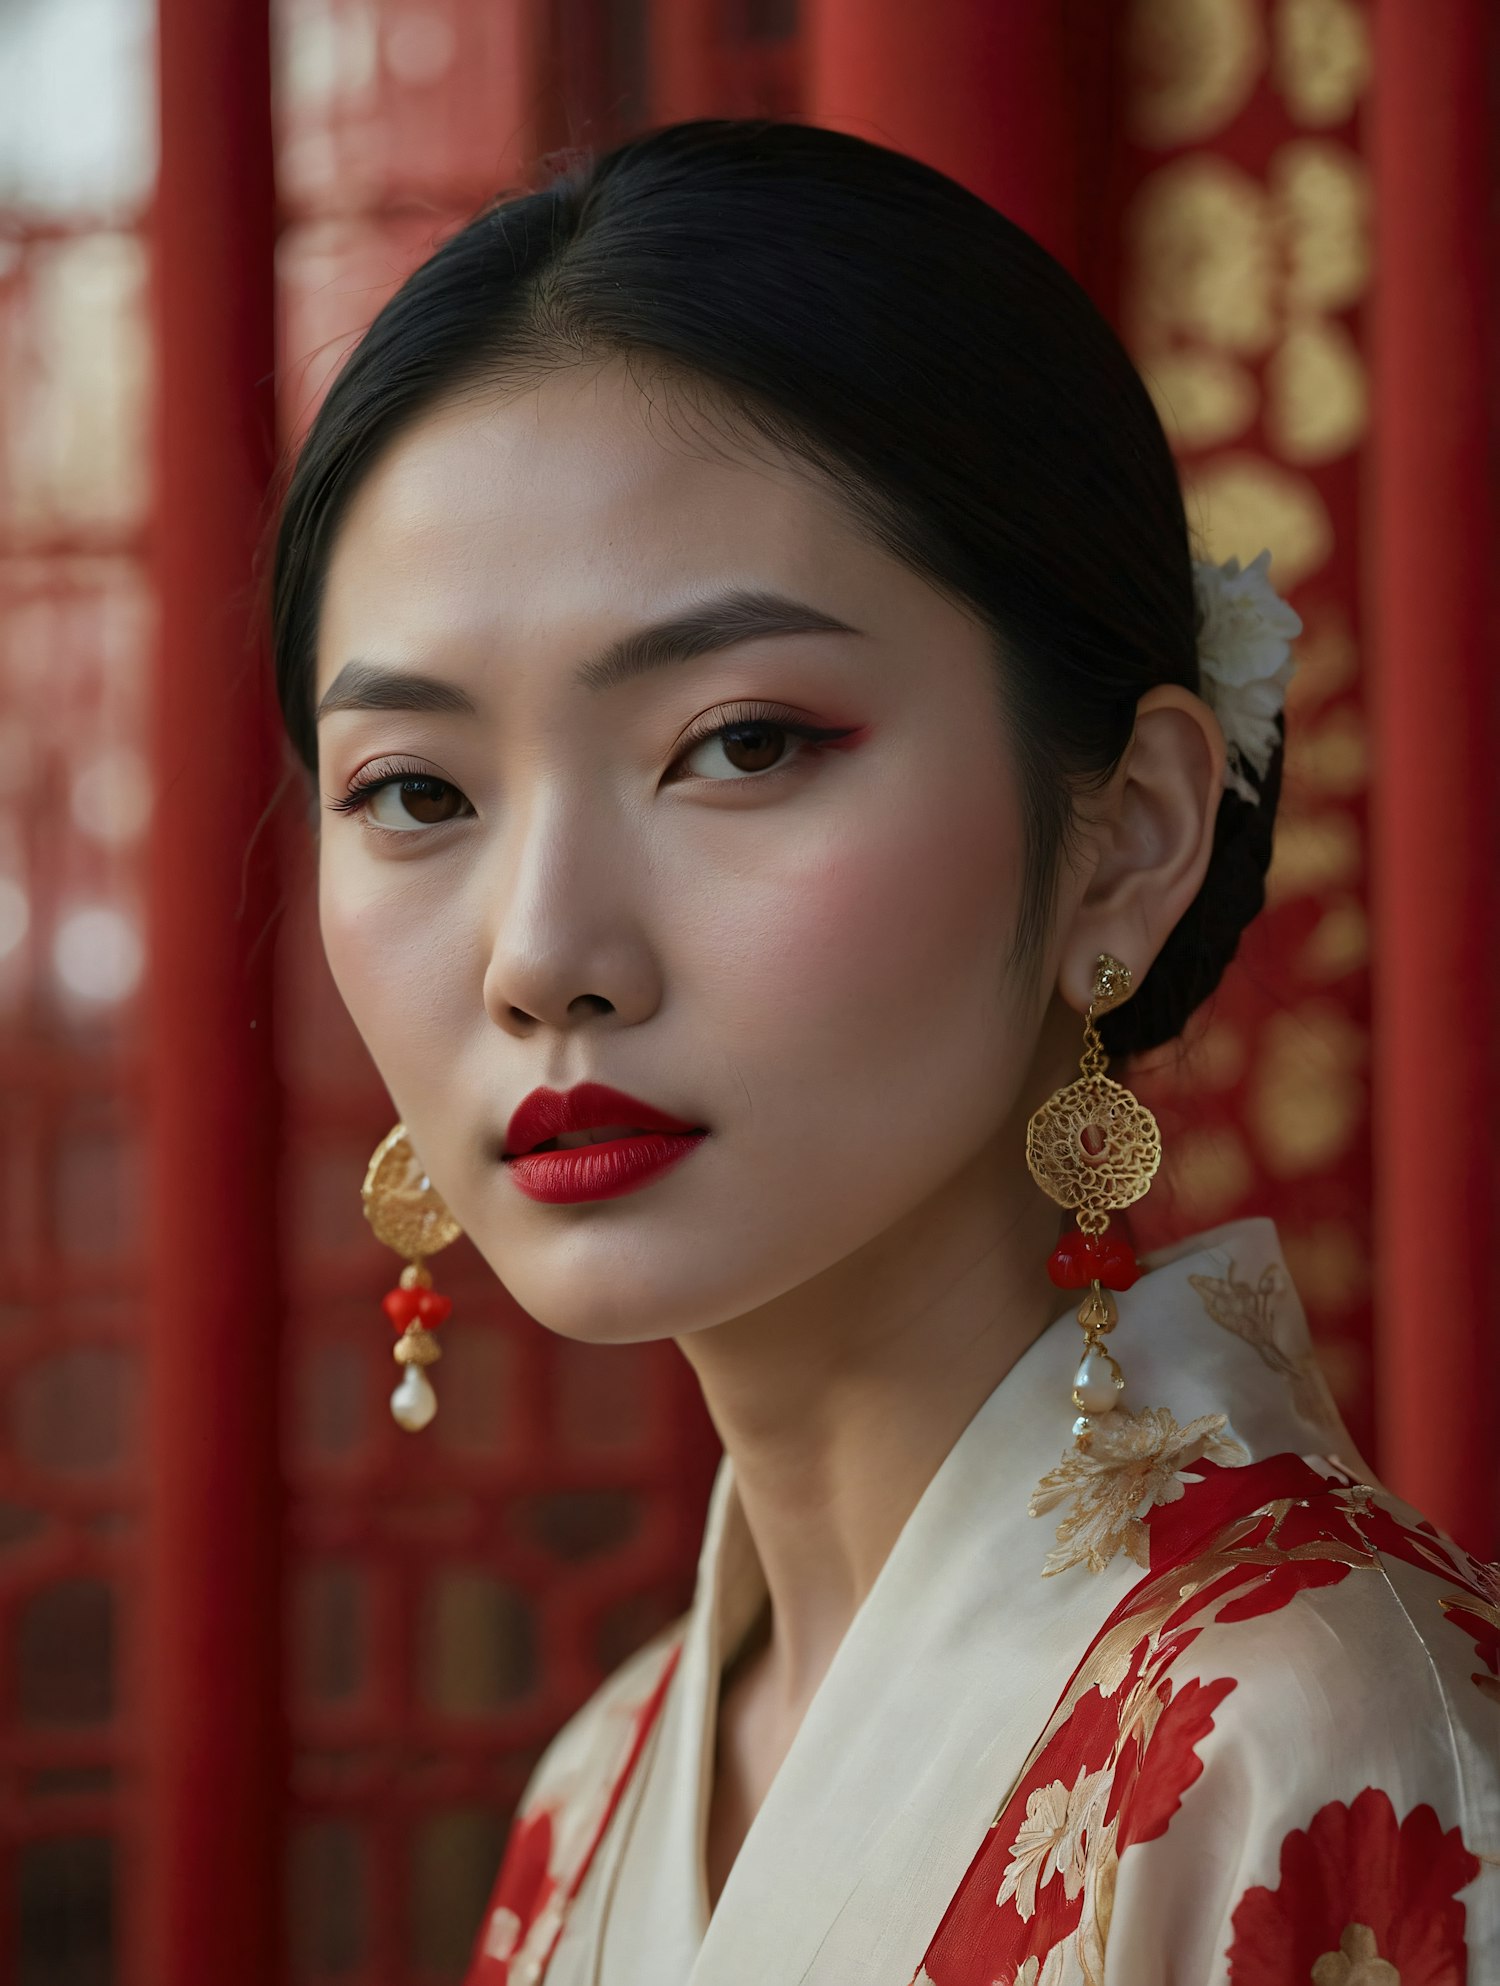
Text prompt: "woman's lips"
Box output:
[[528, 1123, 655, 1152], [503, 1129, 706, 1204], [503, 1080, 702, 1158]]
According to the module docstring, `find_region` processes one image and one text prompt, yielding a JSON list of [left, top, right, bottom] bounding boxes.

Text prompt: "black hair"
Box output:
[[269, 116, 1286, 1061]]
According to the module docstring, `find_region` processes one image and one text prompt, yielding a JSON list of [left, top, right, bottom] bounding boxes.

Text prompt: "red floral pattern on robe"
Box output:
[[466, 1641, 682, 1985], [1227, 1788, 1479, 1985], [912, 1457, 1497, 1985], [471, 1808, 558, 1978]]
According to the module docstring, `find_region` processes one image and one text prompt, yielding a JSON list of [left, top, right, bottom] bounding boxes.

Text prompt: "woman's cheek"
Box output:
[[318, 852, 472, 1074], [694, 781, 1018, 1055]]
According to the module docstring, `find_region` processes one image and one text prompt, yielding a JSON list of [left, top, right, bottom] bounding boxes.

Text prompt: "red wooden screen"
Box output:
[[0, 2, 158, 1979]]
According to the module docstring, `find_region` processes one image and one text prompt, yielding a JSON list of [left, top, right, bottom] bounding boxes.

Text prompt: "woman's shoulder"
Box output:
[[520, 1613, 687, 1820], [465, 1618, 686, 1982], [1105, 1459, 1500, 1974], [1124, 1452, 1499, 1765], [1165, 1459, 1495, 1696], [916, 1454, 1500, 1986]]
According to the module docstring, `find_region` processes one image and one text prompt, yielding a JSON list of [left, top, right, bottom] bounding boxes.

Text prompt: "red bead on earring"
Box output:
[[384, 1267, 452, 1431], [1046, 1225, 1143, 1292]]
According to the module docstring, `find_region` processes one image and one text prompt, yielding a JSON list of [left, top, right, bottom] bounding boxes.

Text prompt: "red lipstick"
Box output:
[[501, 1081, 707, 1205]]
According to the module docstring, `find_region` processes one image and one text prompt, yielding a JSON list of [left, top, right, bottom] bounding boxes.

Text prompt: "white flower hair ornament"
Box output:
[[1191, 548, 1303, 807]]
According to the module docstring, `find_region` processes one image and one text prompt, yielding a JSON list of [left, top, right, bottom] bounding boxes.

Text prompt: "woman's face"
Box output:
[[314, 362, 1061, 1345]]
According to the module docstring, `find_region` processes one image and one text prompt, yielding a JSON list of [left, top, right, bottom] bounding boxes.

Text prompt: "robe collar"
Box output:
[[579, 1213, 1353, 1986]]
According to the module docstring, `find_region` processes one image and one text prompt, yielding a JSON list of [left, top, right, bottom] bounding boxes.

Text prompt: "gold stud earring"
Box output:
[[361, 1123, 463, 1431]]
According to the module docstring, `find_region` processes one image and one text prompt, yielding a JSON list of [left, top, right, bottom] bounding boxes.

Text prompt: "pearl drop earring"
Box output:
[[361, 1123, 462, 1430]]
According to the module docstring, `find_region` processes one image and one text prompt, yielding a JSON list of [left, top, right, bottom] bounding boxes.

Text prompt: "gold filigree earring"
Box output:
[[1025, 952, 1160, 1438], [1024, 954, 1244, 1575], [362, 1124, 463, 1431]]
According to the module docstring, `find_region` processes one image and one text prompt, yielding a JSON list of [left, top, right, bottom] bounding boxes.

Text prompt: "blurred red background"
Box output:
[[0, 2, 1494, 1982]]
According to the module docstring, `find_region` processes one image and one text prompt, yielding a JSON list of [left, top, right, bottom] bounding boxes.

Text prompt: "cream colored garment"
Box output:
[[468, 1215, 1500, 1986]]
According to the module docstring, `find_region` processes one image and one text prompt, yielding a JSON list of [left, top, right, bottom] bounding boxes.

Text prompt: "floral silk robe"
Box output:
[[463, 1215, 1500, 1985]]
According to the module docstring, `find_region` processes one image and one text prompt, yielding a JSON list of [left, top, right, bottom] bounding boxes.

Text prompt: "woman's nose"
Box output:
[[478, 804, 662, 1037]]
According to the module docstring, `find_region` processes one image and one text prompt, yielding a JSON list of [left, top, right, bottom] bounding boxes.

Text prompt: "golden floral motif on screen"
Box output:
[[1141, 348, 1259, 453], [1271, 141, 1371, 315], [1127, 156, 1278, 357], [1296, 898, 1368, 981], [1264, 810, 1361, 904], [1266, 319, 1368, 463], [1162, 1125, 1255, 1229], [1126, 0, 1266, 147], [1271, 0, 1371, 126], [1250, 1003, 1365, 1177], [1184, 452, 1333, 586]]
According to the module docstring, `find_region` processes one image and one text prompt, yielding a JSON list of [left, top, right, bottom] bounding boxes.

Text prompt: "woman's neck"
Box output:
[[677, 1140, 1062, 1713]]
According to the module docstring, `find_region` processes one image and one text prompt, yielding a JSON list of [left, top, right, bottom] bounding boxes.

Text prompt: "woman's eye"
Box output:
[[332, 711, 852, 828], [681, 720, 791, 780], [674, 715, 839, 783], [360, 775, 471, 831]]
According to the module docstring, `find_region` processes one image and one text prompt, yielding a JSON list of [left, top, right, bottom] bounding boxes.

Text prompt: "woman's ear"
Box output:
[[1057, 684, 1227, 1013]]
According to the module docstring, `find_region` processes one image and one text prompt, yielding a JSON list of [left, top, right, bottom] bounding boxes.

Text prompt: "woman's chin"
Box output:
[[474, 1241, 793, 1350], [472, 1251, 707, 1347]]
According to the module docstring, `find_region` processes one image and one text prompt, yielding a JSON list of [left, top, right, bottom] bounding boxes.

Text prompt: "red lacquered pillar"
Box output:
[[647, 0, 723, 124], [1368, 4, 1498, 1557], [140, 3, 285, 1983], [803, 0, 1082, 270]]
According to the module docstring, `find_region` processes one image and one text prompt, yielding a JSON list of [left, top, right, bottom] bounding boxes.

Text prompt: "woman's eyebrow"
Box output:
[[316, 589, 861, 723], [573, 588, 862, 692], [315, 662, 477, 722]]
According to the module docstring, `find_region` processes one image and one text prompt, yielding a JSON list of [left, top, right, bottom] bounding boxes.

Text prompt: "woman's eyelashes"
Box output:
[[665, 700, 858, 784], [326, 758, 473, 833], [326, 703, 861, 836]]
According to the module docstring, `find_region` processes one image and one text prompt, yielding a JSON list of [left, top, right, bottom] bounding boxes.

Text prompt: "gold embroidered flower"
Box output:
[[1030, 1405, 1249, 1576], [1311, 1923, 1399, 1985], [1188, 1258, 1344, 1435], [996, 1764, 1111, 1919]]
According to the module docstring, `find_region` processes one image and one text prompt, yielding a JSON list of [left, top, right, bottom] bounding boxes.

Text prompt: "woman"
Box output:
[[269, 120, 1499, 1984]]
